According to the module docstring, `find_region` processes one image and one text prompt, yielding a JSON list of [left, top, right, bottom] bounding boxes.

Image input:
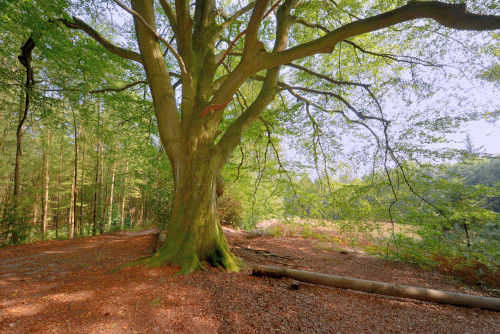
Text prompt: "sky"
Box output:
[[461, 120, 499, 155]]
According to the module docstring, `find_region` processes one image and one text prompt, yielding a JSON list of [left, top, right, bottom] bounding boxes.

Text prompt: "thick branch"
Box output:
[[175, 0, 194, 58], [59, 17, 143, 64], [244, 0, 272, 56], [158, 0, 178, 37], [217, 0, 296, 159], [131, 0, 182, 168], [264, 1, 500, 69]]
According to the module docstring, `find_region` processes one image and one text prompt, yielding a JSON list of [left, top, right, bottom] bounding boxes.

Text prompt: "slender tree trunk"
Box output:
[[139, 197, 144, 226], [69, 119, 80, 239], [41, 128, 51, 236], [101, 172, 108, 233], [79, 128, 86, 236], [120, 159, 129, 230], [72, 123, 80, 238], [107, 159, 116, 230], [32, 171, 39, 232], [0, 189, 5, 222], [55, 133, 63, 239], [99, 144, 106, 235], [464, 222, 471, 248], [92, 138, 102, 236], [11, 36, 35, 244], [92, 101, 102, 236]]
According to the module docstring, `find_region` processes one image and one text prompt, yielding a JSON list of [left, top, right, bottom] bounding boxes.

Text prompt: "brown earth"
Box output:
[[0, 227, 499, 334]]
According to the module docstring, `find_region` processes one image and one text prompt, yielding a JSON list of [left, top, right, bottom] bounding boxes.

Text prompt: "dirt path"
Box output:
[[0, 228, 498, 333]]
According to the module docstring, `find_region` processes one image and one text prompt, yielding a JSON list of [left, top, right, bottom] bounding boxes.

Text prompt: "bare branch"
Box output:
[[285, 63, 371, 88], [343, 40, 443, 68], [40, 80, 147, 94], [327, 0, 361, 20], [90, 80, 147, 93], [291, 16, 330, 33]]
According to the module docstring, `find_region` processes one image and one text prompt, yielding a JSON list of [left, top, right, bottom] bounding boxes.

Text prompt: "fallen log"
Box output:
[[252, 264, 500, 311]]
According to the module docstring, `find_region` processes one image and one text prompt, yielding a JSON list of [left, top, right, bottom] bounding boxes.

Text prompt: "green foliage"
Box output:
[[284, 156, 499, 288]]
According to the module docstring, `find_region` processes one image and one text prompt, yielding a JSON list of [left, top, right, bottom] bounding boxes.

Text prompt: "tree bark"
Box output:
[[79, 127, 86, 236], [55, 133, 64, 239], [120, 159, 129, 230], [11, 36, 36, 243], [68, 120, 80, 239], [252, 265, 500, 311], [92, 102, 102, 236], [147, 148, 238, 274], [41, 128, 51, 236], [107, 158, 116, 231]]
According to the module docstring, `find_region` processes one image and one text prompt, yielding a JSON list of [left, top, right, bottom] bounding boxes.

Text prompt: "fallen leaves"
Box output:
[[0, 228, 498, 333]]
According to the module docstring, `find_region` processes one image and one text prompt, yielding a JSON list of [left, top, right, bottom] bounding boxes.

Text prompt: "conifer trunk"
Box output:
[[56, 134, 63, 239], [68, 122, 80, 239], [120, 160, 129, 230], [41, 128, 51, 236], [79, 127, 86, 236], [107, 159, 116, 230]]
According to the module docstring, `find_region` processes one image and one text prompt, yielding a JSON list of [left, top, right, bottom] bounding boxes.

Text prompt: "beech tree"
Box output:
[[14, 0, 500, 272]]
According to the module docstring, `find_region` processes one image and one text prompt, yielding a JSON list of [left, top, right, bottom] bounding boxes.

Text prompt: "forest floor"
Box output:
[[0, 225, 499, 334]]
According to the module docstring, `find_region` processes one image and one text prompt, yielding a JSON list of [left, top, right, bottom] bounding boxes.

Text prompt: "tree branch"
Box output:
[[221, 2, 256, 30], [343, 40, 443, 68], [285, 62, 370, 88], [263, 1, 500, 70], [59, 17, 143, 64], [158, 0, 178, 37], [113, 0, 187, 74], [217, 0, 296, 159]]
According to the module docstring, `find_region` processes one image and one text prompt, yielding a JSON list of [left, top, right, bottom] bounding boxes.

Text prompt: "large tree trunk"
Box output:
[[147, 148, 237, 274]]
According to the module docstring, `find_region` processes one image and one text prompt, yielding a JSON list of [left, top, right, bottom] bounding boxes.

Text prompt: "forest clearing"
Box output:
[[1, 224, 499, 333]]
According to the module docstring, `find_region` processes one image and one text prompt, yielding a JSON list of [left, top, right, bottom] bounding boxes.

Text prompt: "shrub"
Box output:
[[218, 193, 244, 228]]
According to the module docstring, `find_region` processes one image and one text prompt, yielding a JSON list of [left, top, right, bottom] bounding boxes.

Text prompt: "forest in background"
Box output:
[[0, 0, 499, 285]]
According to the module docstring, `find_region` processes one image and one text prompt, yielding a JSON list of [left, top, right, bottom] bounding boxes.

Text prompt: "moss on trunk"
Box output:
[[143, 148, 240, 274]]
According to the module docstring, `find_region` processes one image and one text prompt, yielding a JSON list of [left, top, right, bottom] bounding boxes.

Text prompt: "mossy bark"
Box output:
[[145, 147, 239, 274]]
